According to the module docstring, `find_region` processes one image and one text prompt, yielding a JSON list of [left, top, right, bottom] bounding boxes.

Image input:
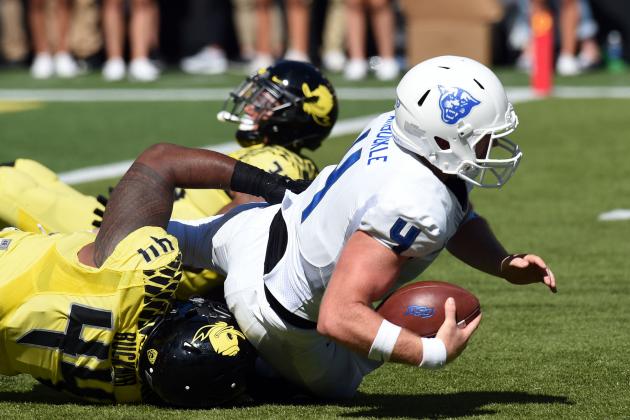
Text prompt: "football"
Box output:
[[376, 281, 481, 338]]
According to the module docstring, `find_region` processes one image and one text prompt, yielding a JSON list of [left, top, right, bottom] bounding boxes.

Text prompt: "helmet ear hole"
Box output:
[[417, 89, 431, 107], [434, 136, 451, 151]]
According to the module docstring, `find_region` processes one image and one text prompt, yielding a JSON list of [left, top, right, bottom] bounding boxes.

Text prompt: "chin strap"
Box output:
[[236, 129, 264, 147]]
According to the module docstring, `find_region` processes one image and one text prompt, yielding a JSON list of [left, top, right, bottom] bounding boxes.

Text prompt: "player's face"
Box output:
[[474, 134, 493, 159], [243, 90, 279, 124]]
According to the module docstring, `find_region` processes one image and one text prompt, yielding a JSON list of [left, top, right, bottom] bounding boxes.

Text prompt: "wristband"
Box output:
[[230, 161, 284, 203], [419, 337, 447, 369], [230, 161, 270, 196], [368, 320, 402, 362]]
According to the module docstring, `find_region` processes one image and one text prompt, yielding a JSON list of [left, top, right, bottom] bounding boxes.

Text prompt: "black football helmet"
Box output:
[[139, 298, 256, 408], [217, 60, 338, 151]]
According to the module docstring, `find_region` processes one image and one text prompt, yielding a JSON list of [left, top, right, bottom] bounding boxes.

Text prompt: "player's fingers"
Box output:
[[525, 254, 547, 269], [462, 312, 482, 338], [509, 257, 529, 268], [545, 267, 557, 293], [443, 297, 456, 323]]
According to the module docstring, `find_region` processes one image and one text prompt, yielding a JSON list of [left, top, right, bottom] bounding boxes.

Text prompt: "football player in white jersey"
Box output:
[[165, 56, 556, 399]]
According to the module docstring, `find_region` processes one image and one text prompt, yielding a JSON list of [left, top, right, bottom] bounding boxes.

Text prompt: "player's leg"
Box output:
[[0, 159, 101, 232]]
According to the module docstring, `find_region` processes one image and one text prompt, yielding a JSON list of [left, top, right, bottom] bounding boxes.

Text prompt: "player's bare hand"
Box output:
[[501, 254, 556, 293], [435, 297, 482, 362]]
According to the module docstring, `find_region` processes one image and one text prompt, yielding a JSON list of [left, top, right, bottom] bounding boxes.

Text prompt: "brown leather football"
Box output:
[[376, 281, 481, 338]]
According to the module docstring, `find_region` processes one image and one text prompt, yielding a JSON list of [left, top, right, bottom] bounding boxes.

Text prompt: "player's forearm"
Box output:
[[446, 216, 509, 278], [141, 143, 310, 203], [317, 302, 423, 365], [318, 231, 427, 364], [136, 143, 236, 190], [317, 301, 382, 356]]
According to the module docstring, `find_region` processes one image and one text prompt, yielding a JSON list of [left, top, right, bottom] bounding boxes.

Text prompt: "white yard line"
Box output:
[[597, 209, 630, 222], [58, 114, 380, 184]]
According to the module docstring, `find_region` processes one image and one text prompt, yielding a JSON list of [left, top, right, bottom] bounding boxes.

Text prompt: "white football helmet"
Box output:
[[392, 56, 521, 188]]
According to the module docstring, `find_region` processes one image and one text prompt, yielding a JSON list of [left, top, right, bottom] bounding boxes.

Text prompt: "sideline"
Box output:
[[4, 86, 630, 102]]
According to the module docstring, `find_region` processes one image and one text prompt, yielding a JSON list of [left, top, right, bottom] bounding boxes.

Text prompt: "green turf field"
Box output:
[[1, 69, 629, 418]]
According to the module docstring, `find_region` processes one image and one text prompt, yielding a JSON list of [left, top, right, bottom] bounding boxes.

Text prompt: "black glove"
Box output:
[[230, 161, 311, 204]]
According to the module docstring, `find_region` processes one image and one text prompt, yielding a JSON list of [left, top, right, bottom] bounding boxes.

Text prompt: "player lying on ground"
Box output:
[[164, 56, 556, 399], [0, 144, 307, 406], [0, 60, 338, 298]]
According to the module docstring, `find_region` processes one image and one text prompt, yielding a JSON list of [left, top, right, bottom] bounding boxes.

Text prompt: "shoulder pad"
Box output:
[[105, 226, 181, 271]]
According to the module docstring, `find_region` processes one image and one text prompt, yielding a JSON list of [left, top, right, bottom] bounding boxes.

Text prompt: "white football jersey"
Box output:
[[266, 111, 471, 320]]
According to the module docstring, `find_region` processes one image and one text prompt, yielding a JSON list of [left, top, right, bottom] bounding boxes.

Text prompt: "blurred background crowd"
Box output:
[[0, 0, 628, 82]]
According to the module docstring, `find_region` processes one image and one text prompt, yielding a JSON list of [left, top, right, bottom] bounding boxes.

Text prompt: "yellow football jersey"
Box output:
[[0, 226, 182, 403]]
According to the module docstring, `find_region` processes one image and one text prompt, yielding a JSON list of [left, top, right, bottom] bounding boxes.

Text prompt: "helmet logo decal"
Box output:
[[192, 322, 246, 357], [301, 83, 334, 127], [438, 85, 480, 125], [147, 349, 158, 365]]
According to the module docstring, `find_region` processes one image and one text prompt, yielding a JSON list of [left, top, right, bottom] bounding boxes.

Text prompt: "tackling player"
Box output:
[[0, 144, 306, 406], [0, 60, 338, 298], [0, 60, 337, 233]]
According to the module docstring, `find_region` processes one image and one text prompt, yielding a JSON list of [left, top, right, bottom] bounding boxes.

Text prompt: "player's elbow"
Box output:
[[135, 143, 180, 180], [316, 306, 341, 339], [138, 143, 177, 168]]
